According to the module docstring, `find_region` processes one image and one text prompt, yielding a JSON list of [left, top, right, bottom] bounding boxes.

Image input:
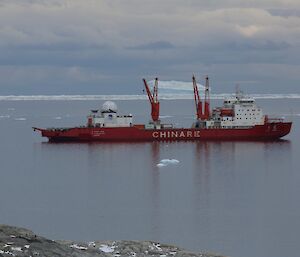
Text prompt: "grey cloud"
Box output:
[[0, 0, 299, 95], [126, 41, 175, 50]]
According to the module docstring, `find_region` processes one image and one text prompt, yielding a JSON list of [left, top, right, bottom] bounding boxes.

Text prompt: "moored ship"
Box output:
[[33, 76, 292, 141]]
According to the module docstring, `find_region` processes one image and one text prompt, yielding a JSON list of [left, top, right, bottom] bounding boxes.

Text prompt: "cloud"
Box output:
[[127, 41, 174, 50], [0, 0, 299, 94]]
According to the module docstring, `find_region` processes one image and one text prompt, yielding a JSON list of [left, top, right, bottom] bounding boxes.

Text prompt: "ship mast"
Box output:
[[203, 76, 210, 120], [143, 77, 160, 122], [192, 75, 203, 120]]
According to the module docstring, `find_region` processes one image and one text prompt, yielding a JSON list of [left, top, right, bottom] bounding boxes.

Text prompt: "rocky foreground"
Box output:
[[0, 225, 227, 257]]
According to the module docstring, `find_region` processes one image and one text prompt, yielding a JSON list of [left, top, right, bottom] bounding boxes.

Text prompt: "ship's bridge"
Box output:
[[211, 95, 265, 128], [87, 101, 133, 128]]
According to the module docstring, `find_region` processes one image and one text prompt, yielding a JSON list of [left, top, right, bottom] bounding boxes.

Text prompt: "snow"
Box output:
[[99, 244, 115, 253], [0, 93, 299, 101], [70, 244, 87, 250], [11, 247, 22, 252], [0, 250, 15, 256], [88, 241, 96, 247]]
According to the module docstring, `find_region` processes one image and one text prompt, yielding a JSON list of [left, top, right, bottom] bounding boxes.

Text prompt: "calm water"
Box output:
[[0, 99, 300, 257]]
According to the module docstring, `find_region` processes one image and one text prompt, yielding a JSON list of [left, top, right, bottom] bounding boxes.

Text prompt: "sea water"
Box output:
[[0, 97, 299, 257]]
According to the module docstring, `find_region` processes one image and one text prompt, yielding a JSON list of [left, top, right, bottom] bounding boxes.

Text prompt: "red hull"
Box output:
[[34, 122, 292, 142]]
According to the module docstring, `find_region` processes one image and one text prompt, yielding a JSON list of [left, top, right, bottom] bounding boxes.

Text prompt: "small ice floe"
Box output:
[[54, 116, 62, 120], [131, 252, 136, 257], [157, 159, 180, 167], [8, 108, 15, 111], [169, 252, 177, 255], [99, 244, 115, 253], [159, 115, 173, 119], [160, 255, 167, 257], [24, 245, 30, 249], [14, 118, 26, 121], [70, 244, 87, 250], [9, 235, 16, 238]]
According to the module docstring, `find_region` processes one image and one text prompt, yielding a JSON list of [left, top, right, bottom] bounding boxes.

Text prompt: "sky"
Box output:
[[0, 0, 300, 95]]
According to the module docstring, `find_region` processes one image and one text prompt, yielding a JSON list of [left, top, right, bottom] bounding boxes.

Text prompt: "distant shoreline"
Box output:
[[0, 93, 300, 101]]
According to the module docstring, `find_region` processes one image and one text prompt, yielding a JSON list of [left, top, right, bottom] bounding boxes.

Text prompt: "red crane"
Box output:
[[192, 75, 203, 120], [203, 76, 210, 120], [193, 75, 210, 120], [143, 77, 160, 122]]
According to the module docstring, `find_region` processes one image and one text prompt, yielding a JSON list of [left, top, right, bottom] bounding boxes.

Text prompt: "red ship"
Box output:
[[33, 76, 292, 142]]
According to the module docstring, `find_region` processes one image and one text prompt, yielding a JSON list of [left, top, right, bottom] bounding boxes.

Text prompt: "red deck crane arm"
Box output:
[[143, 79, 154, 103], [193, 75, 203, 120], [143, 78, 160, 122]]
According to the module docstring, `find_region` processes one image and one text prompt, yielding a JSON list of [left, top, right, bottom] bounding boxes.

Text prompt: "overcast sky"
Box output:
[[0, 0, 300, 94]]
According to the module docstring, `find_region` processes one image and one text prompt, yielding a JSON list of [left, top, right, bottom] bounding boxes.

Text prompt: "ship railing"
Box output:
[[265, 115, 285, 123]]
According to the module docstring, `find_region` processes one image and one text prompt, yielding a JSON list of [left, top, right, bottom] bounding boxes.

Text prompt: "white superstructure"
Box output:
[[208, 94, 265, 128], [87, 101, 133, 128]]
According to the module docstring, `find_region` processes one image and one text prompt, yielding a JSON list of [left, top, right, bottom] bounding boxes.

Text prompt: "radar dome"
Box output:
[[101, 101, 118, 113]]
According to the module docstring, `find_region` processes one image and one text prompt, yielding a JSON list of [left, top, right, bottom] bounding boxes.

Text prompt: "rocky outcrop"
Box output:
[[0, 225, 226, 257]]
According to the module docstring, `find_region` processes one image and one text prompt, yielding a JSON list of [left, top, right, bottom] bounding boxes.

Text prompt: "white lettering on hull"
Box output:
[[92, 130, 105, 137], [152, 130, 200, 139]]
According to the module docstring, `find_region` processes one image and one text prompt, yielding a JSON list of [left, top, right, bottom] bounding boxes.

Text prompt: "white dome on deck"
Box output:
[[101, 101, 118, 113]]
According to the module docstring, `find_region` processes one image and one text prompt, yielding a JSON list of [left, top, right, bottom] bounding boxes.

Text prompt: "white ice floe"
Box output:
[[70, 244, 87, 250], [24, 245, 30, 249], [157, 159, 180, 167], [54, 117, 62, 120], [99, 244, 115, 253], [9, 235, 16, 238], [14, 118, 26, 121]]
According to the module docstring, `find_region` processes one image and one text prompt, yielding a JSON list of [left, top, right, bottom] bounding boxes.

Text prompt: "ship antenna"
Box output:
[[236, 83, 242, 99]]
